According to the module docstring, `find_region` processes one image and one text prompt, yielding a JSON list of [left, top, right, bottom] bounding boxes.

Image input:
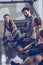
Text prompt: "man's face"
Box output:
[[23, 10, 30, 17], [4, 16, 9, 22]]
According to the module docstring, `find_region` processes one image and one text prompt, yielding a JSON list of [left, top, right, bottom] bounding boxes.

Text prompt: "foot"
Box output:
[[11, 61, 19, 65]]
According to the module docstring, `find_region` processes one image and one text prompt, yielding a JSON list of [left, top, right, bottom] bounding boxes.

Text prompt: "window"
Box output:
[[0, 0, 11, 2]]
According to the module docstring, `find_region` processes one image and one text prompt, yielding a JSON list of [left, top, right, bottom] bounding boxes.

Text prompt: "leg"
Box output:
[[38, 60, 43, 65], [34, 55, 43, 65], [11, 56, 34, 65], [21, 56, 34, 65], [34, 55, 43, 63]]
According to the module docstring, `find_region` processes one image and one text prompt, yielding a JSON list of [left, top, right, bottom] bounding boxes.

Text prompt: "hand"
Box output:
[[17, 46, 24, 51], [7, 33, 12, 40], [23, 38, 28, 41]]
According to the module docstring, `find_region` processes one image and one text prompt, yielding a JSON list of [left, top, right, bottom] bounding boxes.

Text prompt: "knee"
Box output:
[[27, 57, 33, 63], [34, 55, 43, 63]]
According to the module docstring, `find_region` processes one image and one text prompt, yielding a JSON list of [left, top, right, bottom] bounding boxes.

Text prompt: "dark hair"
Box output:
[[22, 7, 30, 12], [40, 30, 43, 38], [3, 14, 9, 18], [34, 17, 42, 26]]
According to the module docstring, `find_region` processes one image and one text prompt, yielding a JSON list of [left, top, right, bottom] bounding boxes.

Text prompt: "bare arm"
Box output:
[[23, 42, 34, 51], [11, 21, 17, 33], [3, 23, 6, 37], [17, 42, 34, 51]]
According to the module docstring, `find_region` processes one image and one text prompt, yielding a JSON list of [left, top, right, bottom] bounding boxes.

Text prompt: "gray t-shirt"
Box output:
[[27, 16, 36, 39]]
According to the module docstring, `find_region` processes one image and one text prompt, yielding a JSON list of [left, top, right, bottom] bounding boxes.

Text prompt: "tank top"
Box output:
[[4, 20, 13, 33]]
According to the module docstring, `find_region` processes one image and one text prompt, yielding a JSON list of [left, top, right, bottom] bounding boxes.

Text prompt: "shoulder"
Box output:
[[9, 20, 15, 24]]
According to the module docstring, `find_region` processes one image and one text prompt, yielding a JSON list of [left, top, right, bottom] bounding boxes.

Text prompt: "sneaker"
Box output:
[[11, 61, 19, 65]]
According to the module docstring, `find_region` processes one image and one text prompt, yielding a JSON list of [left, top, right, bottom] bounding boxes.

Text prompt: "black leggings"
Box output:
[[38, 60, 43, 65]]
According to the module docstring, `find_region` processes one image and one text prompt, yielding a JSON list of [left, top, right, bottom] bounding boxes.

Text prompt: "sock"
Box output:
[[38, 60, 43, 65]]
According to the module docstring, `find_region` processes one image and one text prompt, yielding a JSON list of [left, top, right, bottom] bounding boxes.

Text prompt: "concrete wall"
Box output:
[[0, 3, 32, 37]]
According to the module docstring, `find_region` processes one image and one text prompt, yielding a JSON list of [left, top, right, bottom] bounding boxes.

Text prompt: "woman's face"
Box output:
[[4, 16, 9, 22]]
